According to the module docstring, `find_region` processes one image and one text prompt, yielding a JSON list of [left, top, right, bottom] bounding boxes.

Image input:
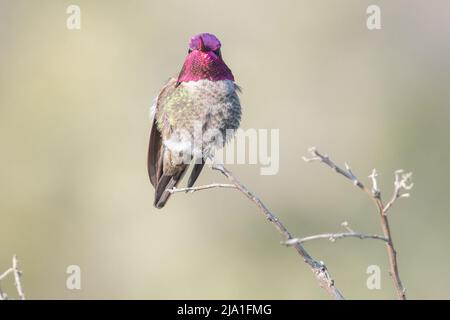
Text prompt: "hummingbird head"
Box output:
[[177, 33, 234, 83]]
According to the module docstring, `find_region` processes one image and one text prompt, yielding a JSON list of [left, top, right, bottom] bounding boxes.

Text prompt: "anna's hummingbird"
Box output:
[[147, 33, 241, 208]]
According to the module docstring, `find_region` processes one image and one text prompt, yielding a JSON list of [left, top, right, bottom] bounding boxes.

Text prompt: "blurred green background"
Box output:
[[0, 0, 449, 299]]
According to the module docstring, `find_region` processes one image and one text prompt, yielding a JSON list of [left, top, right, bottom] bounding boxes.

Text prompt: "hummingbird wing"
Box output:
[[147, 78, 177, 187], [148, 78, 191, 208], [148, 117, 162, 188]]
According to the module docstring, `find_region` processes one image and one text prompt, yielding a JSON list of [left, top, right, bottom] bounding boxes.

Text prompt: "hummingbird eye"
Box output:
[[214, 49, 222, 58], [188, 48, 193, 54]]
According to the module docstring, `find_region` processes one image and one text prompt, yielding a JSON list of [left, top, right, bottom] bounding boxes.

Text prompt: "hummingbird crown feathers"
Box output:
[[177, 33, 234, 83], [189, 33, 221, 52]]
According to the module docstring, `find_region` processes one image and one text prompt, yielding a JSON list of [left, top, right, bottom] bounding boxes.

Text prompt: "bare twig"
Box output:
[[168, 183, 236, 193], [286, 222, 388, 244], [0, 255, 25, 300], [0, 267, 14, 282], [303, 147, 412, 300], [12, 256, 25, 300], [384, 170, 414, 214], [291, 232, 388, 244], [0, 267, 13, 300], [170, 163, 345, 300]]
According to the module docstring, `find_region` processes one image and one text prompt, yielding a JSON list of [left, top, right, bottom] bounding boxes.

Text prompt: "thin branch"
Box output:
[[171, 164, 345, 300], [0, 267, 14, 282], [168, 183, 236, 194], [303, 147, 411, 300], [0, 267, 13, 300], [286, 222, 388, 244], [0, 255, 25, 300], [383, 170, 414, 214], [293, 232, 388, 244], [12, 256, 25, 300]]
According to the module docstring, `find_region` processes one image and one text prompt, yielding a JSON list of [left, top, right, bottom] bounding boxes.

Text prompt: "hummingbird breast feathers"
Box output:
[[156, 78, 241, 158], [148, 76, 241, 209]]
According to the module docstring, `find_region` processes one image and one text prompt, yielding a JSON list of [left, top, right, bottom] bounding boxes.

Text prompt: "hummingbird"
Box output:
[[147, 33, 241, 208]]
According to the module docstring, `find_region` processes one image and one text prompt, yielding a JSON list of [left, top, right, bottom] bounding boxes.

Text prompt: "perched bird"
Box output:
[[148, 33, 241, 208]]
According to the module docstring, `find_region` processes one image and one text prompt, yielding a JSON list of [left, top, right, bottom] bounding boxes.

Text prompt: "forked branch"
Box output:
[[169, 147, 412, 300], [303, 147, 412, 300], [211, 164, 345, 299], [0, 255, 25, 300], [170, 164, 345, 299]]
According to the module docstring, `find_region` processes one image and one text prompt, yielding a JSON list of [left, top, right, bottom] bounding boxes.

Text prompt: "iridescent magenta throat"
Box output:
[[177, 51, 234, 82]]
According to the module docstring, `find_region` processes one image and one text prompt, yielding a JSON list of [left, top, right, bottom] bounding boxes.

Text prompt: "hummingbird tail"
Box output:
[[154, 168, 187, 209], [187, 159, 205, 188]]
